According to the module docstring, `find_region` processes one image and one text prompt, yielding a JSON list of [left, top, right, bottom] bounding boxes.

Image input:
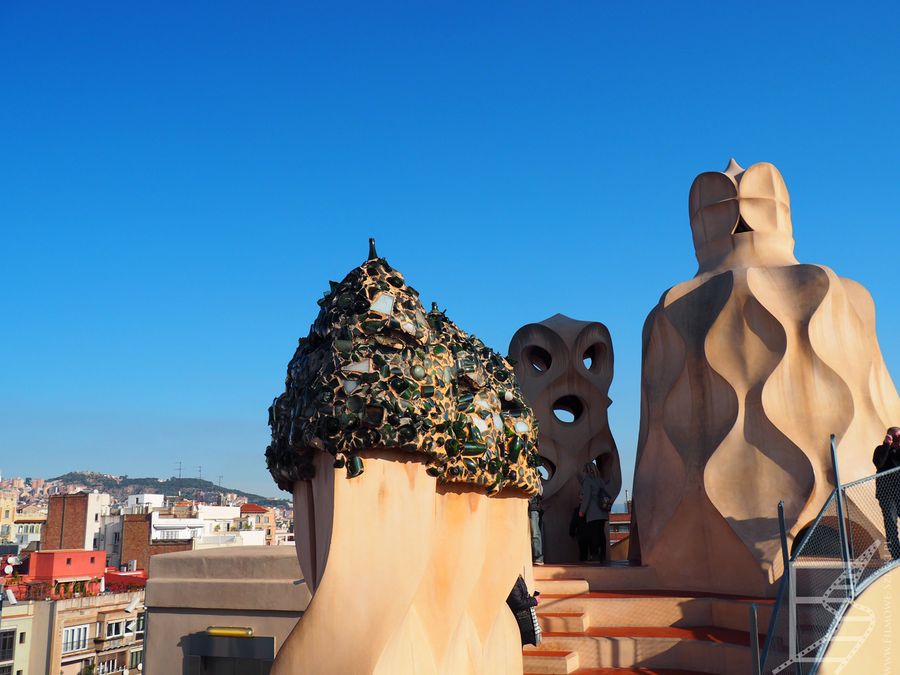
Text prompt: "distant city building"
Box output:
[[0, 549, 146, 675], [126, 494, 164, 511], [43, 492, 111, 551], [14, 515, 45, 551], [608, 502, 632, 560], [0, 491, 17, 543], [239, 503, 276, 545], [120, 512, 195, 572]]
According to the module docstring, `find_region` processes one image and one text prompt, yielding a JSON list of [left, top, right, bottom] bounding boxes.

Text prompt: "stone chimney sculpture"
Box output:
[[266, 241, 542, 674], [508, 315, 622, 562], [631, 160, 900, 596]]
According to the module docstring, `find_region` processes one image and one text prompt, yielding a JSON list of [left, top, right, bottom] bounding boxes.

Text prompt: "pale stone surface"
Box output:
[[631, 160, 900, 596], [144, 546, 309, 674], [509, 315, 622, 563], [274, 451, 530, 675]]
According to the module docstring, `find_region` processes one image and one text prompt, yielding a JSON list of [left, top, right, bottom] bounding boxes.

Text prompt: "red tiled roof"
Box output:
[[240, 503, 268, 514]]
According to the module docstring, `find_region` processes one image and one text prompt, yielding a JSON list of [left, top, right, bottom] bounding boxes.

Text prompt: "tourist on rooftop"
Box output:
[[529, 493, 544, 565], [873, 427, 900, 560], [578, 461, 611, 562]]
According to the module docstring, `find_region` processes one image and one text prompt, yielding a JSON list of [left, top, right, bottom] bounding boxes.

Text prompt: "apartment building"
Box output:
[[0, 597, 50, 675], [43, 492, 111, 551], [0, 550, 145, 675], [13, 516, 44, 551], [0, 492, 16, 544], [239, 504, 276, 546]]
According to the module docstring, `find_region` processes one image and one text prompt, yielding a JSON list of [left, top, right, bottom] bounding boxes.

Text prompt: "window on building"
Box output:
[[61, 624, 90, 653], [113, 531, 120, 544], [106, 621, 123, 638], [129, 649, 143, 668], [0, 630, 14, 661], [17, 633, 24, 645], [97, 657, 118, 674], [136, 612, 145, 635], [66, 557, 72, 565], [90, 556, 95, 564], [124, 618, 136, 635], [0, 666, 12, 675]]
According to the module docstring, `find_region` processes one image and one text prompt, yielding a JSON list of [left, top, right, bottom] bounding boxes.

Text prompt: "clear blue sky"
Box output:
[[2, 2, 899, 499]]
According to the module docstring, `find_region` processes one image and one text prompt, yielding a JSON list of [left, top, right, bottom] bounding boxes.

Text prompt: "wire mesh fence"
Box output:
[[760, 457, 900, 674], [761, 493, 850, 675], [843, 465, 900, 592]]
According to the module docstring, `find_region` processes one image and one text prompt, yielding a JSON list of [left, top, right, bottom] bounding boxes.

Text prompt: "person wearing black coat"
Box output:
[[529, 494, 544, 565], [873, 427, 900, 559]]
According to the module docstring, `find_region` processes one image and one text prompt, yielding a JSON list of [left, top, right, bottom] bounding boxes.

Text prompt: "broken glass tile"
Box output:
[[343, 359, 373, 374]]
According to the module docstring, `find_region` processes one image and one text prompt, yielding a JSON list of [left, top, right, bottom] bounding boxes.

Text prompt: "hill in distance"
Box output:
[[48, 471, 289, 509]]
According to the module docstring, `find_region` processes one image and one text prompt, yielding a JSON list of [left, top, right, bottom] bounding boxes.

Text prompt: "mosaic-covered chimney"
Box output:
[[266, 239, 542, 496]]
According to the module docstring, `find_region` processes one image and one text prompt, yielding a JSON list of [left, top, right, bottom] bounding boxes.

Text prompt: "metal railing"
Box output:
[[757, 435, 900, 674]]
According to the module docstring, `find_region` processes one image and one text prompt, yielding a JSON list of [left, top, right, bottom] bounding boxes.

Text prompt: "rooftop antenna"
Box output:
[[176, 461, 183, 480], [197, 465, 203, 482]]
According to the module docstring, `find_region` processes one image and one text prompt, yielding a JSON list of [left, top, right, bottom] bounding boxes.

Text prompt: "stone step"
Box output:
[[536, 591, 772, 632], [534, 564, 660, 591], [529, 627, 757, 674], [566, 669, 716, 674], [535, 578, 592, 595], [537, 611, 589, 633], [522, 649, 581, 674]]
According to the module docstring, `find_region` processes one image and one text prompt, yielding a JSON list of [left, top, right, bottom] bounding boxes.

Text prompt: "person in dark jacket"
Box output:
[[529, 494, 544, 565], [873, 427, 900, 559], [578, 461, 611, 562], [506, 575, 541, 646]]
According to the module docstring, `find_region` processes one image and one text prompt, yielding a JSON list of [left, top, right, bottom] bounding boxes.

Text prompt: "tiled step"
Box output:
[[523, 649, 580, 674], [538, 611, 589, 632], [529, 626, 757, 674]]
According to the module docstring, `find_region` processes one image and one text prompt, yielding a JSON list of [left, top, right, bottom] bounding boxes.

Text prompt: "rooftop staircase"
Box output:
[[523, 564, 772, 675]]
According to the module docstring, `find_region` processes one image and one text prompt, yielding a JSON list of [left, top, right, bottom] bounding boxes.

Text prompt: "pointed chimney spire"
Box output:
[[368, 238, 378, 260], [724, 158, 744, 176]]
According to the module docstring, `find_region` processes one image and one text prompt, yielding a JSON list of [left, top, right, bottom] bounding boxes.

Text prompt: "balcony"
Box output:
[[94, 634, 141, 652]]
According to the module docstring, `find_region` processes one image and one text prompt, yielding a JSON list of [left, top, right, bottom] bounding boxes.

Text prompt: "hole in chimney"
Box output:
[[524, 346, 552, 374]]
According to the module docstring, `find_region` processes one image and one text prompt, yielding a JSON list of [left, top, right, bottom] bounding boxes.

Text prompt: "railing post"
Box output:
[[831, 433, 855, 599], [778, 500, 790, 576], [749, 602, 762, 675], [778, 500, 802, 675]]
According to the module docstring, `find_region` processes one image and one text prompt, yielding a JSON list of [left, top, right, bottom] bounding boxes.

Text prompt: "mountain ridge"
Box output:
[[47, 471, 288, 509]]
